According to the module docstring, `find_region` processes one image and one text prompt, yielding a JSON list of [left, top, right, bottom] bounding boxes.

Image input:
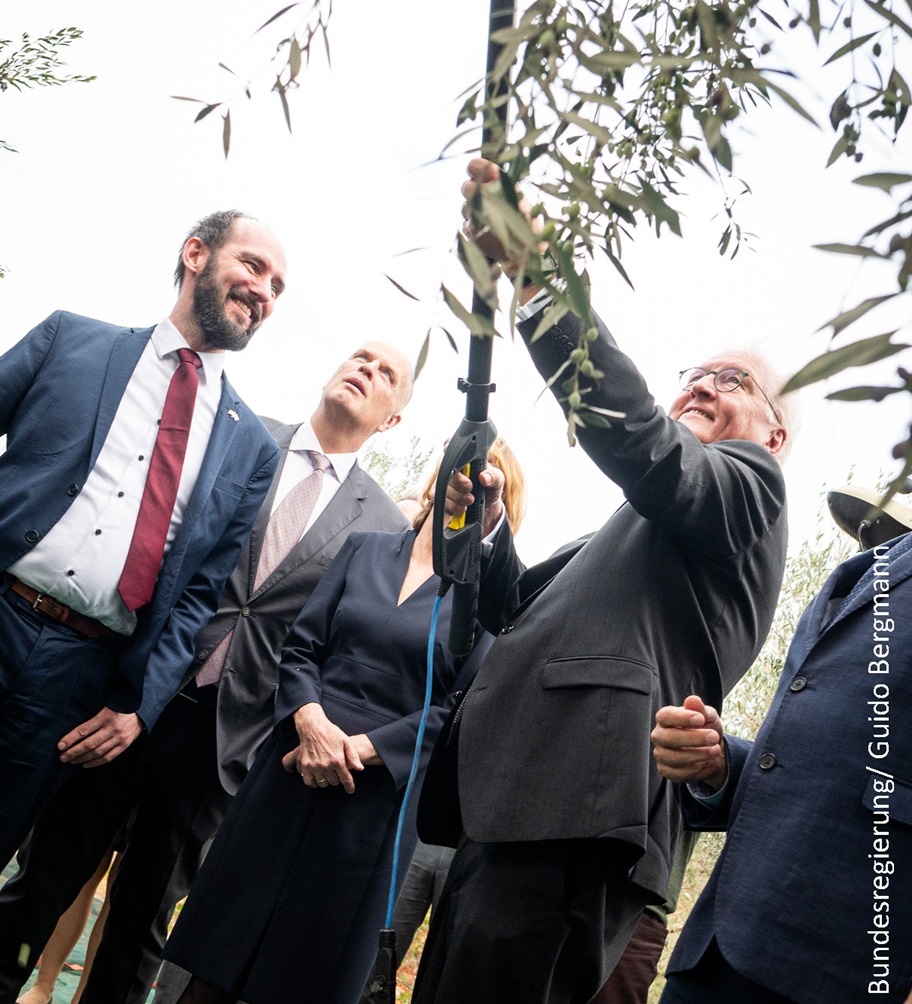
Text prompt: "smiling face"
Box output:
[[320, 342, 413, 438], [186, 219, 287, 352], [668, 354, 786, 456]]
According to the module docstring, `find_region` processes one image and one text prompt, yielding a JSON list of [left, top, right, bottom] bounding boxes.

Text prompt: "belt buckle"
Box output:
[[31, 592, 65, 622]]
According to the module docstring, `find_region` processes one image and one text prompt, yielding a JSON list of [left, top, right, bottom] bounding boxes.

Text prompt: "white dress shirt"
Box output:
[[271, 421, 358, 534], [10, 319, 224, 634]]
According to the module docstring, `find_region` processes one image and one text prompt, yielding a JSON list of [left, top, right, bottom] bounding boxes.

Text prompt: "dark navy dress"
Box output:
[[164, 530, 490, 1003]]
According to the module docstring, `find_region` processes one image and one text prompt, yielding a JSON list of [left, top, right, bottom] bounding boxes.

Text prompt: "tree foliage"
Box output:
[[362, 436, 434, 504], [447, 0, 912, 461], [171, 2, 332, 158], [195, 1, 912, 467], [0, 26, 94, 279], [0, 27, 95, 153]]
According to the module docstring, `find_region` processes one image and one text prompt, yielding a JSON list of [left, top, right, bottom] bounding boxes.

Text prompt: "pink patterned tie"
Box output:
[[195, 452, 331, 687], [118, 348, 202, 611]]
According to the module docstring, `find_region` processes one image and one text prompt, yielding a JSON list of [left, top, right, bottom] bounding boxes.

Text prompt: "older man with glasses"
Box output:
[[679, 365, 783, 418], [411, 158, 795, 1004], [669, 358, 788, 456]]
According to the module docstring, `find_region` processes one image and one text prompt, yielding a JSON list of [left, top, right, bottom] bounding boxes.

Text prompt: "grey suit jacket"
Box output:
[[167, 418, 407, 794], [455, 308, 789, 904]]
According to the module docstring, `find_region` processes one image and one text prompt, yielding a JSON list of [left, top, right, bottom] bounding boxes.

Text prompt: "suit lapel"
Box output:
[[797, 548, 870, 645], [90, 327, 153, 466], [780, 541, 912, 676], [826, 534, 912, 632], [162, 378, 243, 574]]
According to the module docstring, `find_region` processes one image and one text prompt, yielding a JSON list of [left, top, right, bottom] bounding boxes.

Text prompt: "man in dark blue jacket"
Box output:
[[0, 210, 285, 870], [653, 526, 912, 1003]]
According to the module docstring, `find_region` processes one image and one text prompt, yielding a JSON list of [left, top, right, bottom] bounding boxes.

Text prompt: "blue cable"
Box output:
[[384, 590, 443, 928]]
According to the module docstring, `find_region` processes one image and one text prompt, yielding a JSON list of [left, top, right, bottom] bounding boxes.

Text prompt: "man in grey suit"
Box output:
[[0, 343, 414, 1004], [411, 159, 793, 1004]]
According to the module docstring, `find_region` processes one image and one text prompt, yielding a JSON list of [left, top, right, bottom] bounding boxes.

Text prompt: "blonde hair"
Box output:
[[413, 436, 526, 534]]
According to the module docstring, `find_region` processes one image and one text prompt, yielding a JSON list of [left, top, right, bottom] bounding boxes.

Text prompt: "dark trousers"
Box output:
[[0, 737, 145, 1003], [660, 939, 797, 1003], [389, 841, 456, 958], [81, 686, 231, 1004], [412, 835, 651, 1004], [0, 686, 231, 1004], [0, 581, 123, 873]]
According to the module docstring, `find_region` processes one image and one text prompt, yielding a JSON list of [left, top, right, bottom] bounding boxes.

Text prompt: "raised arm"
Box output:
[[460, 159, 786, 559]]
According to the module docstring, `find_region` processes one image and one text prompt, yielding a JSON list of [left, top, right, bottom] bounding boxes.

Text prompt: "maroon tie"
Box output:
[[118, 348, 203, 612]]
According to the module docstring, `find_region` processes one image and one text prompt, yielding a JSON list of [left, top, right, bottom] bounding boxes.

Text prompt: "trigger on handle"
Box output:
[[448, 463, 471, 530]]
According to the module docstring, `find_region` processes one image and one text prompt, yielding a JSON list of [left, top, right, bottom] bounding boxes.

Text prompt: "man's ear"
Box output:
[[376, 412, 402, 434], [181, 237, 209, 280], [766, 425, 786, 458]]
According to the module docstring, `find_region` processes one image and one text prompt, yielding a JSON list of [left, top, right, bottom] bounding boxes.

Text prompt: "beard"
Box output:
[[191, 262, 262, 352]]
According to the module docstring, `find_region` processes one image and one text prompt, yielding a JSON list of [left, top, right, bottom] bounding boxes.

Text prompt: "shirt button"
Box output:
[[197, 650, 209, 661], [67, 483, 80, 497], [118, 491, 125, 498], [25, 529, 40, 543], [758, 753, 777, 770], [789, 676, 807, 692], [138, 455, 145, 462], [66, 569, 75, 577], [241, 607, 250, 617], [95, 529, 102, 536]]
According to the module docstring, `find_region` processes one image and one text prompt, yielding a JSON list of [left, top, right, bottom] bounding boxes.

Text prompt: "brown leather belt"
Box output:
[[4, 576, 121, 640]]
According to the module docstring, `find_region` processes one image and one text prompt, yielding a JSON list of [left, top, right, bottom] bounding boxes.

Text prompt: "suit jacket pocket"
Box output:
[[212, 474, 246, 499], [541, 656, 654, 692]]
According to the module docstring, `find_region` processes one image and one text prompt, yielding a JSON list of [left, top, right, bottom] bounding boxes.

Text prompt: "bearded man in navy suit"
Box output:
[[0, 344, 414, 1004], [0, 209, 286, 871]]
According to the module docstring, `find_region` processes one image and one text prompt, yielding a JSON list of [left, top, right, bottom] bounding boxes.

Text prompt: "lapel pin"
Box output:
[[227, 409, 239, 422]]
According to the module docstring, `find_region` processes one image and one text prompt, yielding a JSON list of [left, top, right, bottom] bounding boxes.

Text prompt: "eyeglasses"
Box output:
[[679, 367, 782, 424]]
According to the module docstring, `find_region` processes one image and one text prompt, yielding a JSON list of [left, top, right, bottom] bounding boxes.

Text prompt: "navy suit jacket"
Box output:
[[0, 311, 279, 726], [669, 537, 912, 1002]]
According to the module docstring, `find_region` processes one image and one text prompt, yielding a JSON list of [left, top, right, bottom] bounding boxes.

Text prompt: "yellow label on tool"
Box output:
[[448, 463, 471, 529]]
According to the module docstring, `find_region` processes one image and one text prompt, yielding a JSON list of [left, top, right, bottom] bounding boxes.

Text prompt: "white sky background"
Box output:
[[3, 0, 911, 564]]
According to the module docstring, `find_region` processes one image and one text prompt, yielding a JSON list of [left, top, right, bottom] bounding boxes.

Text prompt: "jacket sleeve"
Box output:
[[679, 733, 752, 831], [475, 516, 525, 634], [272, 535, 361, 723], [0, 313, 61, 434], [518, 308, 786, 558]]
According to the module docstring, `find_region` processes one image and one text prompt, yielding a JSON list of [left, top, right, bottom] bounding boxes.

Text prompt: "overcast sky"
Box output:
[[4, 0, 911, 562]]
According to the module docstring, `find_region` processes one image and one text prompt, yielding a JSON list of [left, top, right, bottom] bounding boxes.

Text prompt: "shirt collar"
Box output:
[[288, 419, 358, 483], [152, 317, 225, 387]]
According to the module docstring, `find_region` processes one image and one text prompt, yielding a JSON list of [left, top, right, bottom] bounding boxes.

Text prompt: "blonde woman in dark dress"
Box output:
[[165, 439, 525, 1004]]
